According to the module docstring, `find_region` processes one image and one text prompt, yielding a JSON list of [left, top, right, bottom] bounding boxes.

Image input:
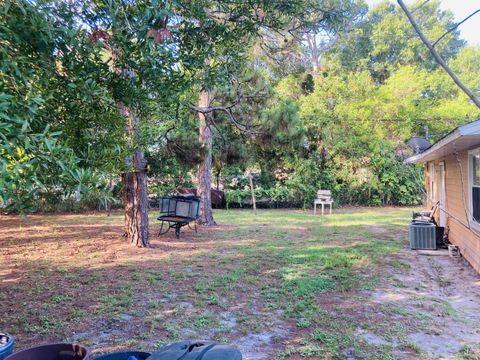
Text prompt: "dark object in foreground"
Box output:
[[158, 195, 200, 239], [93, 351, 151, 360], [0, 333, 14, 360], [148, 340, 242, 360], [5, 343, 89, 360]]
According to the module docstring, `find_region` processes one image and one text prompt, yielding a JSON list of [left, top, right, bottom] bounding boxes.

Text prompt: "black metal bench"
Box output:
[[157, 195, 200, 239]]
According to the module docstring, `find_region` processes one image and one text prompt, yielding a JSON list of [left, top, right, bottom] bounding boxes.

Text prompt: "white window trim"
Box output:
[[438, 161, 446, 226], [429, 162, 435, 202], [468, 148, 480, 231]]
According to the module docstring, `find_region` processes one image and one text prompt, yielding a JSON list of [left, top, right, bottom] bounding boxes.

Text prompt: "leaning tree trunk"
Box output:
[[118, 101, 150, 247], [197, 89, 216, 226]]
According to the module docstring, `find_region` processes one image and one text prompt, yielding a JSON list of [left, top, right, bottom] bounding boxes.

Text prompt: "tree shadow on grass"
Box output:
[[1, 209, 434, 359]]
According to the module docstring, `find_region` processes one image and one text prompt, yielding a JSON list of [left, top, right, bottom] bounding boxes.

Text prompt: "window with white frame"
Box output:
[[429, 162, 435, 201], [469, 150, 480, 223]]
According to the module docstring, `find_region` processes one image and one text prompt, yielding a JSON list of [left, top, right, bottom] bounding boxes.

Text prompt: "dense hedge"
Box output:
[[224, 155, 424, 209], [12, 153, 424, 212]]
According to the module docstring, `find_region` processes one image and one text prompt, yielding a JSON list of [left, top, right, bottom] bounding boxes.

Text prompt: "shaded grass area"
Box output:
[[217, 209, 409, 359], [0, 207, 433, 359]]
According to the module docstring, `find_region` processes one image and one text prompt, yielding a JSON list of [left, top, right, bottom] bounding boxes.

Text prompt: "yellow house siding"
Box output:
[[425, 151, 480, 273]]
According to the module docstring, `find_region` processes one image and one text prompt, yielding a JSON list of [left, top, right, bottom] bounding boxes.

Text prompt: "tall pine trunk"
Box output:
[[118, 101, 150, 247], [197, 89, 216, 226], [306, 33, 319, 79]]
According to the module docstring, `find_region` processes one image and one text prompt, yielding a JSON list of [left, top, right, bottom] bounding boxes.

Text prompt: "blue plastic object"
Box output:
[[0, 333, 14, 360], [5, 343, 89, 360], [149, 341, 242, 360], [93, 351, 150, 360]]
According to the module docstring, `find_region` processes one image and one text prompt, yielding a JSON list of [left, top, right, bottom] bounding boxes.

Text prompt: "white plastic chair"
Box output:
[[314, 190, 333, 215]]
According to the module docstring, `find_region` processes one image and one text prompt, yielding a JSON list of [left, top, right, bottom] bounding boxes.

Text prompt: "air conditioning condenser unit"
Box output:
[[409, 223, 436, 250]]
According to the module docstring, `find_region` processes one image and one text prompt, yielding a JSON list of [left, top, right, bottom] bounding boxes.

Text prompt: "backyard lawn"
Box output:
[[1, 208, 480, 360]]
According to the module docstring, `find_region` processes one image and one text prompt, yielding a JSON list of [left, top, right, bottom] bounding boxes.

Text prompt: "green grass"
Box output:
[[3, 207, 430, 358], [203, 208, 412, 358], [457, 344, 480, 359]]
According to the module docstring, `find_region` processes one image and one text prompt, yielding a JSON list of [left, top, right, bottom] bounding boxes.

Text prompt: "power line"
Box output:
[[433, 9, 480, 47]]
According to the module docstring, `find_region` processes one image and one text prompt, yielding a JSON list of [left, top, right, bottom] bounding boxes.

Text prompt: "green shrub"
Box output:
[[224, 154, 423, 208]]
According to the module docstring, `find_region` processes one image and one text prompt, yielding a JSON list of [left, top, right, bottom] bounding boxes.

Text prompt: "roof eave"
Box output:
[[404, 129, 462, 164]]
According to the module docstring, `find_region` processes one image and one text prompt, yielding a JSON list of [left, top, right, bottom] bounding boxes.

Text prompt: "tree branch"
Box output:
[[411, 0, 430, 14], [158, 102, 180, 143], [398, 0, 480, 109], [206, 114, 228, 148], [432, 9, 480, 47], [189, 102, 260, 134]]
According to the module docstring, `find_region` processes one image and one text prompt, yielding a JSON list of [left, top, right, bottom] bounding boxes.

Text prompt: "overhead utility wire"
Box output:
[[397, 0, 480, 108], [432, 9, 480, 47]]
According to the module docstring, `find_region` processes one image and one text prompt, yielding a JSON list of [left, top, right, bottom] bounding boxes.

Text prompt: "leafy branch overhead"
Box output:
[[397, 0, 480, 109], [2, 0, 480, 216]]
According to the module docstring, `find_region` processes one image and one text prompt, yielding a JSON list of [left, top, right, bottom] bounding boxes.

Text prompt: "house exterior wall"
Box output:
[[425, 150, 480, 273]]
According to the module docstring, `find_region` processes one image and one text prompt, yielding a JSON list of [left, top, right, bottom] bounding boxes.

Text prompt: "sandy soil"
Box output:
[[1, 209, 480, 359], [372, 248, 480, 359]]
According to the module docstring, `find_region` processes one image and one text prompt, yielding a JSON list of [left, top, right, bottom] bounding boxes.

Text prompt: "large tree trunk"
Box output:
[[197, 89, 216, 226], [123, 172, 134, 236], [306, 33, 320, 79], [118, 101, 150, 247], [122, 151, 149, 247]]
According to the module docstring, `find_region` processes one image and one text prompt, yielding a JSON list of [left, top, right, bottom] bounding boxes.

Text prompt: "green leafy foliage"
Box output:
[[0, 0, 125, 211], [222, 0, 479, 208], [0, 0, 297, 211], [2, 0, 479, 211]]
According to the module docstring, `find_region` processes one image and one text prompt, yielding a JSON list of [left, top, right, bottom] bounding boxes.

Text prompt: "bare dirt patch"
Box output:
[[2, 208, 480, 359], [371, 248, 480, 358], [361, 224, 480, 359]]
